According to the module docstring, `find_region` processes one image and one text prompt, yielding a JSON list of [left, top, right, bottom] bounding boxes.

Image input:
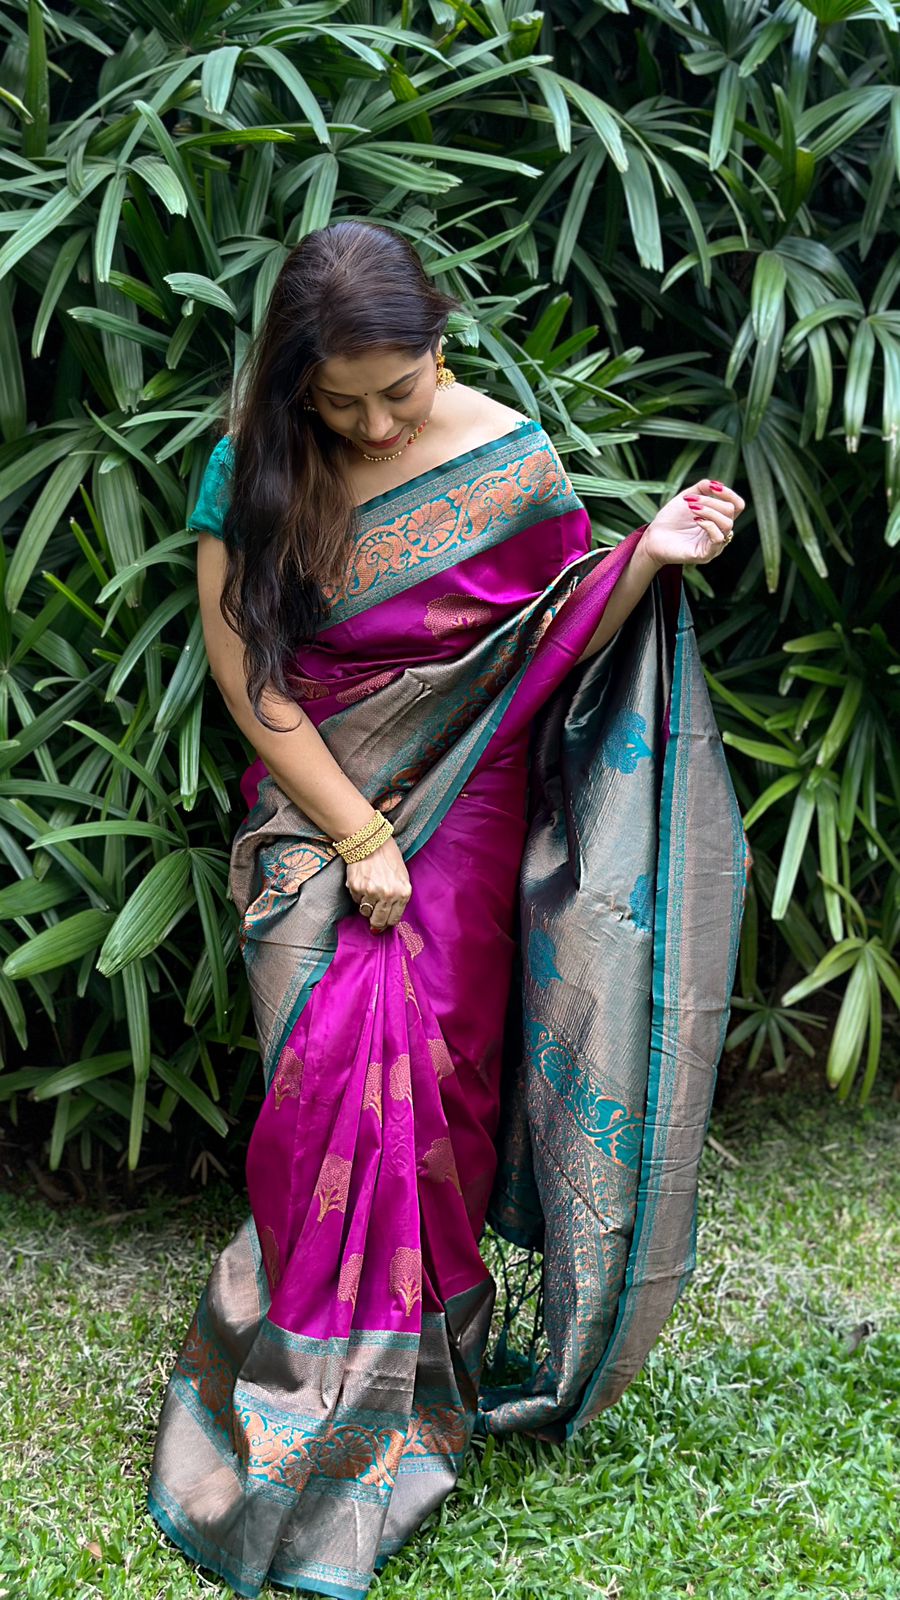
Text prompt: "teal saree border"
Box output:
[[351, 416, 539, 518], [560, 602, 687, 1436], [318, 420, 581, 632], [148, 1483, 370, 1600], [148, 1486, 262, 1599], [566, 589, 744, 1434]]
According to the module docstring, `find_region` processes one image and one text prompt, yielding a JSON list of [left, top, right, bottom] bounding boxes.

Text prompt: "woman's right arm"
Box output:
[[197, 532, 411, 932]]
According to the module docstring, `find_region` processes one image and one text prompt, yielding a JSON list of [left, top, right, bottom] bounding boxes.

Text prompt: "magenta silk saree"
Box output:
[[148, 419, 747, 1598]]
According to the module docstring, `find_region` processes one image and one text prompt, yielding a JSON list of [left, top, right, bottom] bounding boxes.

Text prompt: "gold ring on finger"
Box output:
[[359, 900, 375, 917]]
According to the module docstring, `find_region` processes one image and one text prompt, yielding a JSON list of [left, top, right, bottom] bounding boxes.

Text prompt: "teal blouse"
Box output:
[[189, 436, 233, 538]]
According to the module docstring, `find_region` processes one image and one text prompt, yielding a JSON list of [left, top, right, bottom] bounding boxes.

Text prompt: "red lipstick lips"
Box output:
[[359, 429, 404, 449]]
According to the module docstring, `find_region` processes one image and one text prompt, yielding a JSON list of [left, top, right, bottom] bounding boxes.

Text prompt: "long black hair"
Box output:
[[217, 221, 458, 728]]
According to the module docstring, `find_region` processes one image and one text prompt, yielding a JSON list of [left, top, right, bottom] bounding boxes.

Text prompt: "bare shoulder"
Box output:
[[450, 383, 529, 436]]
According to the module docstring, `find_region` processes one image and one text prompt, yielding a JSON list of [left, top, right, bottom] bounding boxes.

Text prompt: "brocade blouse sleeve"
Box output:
[[187, 435, 234, 539]]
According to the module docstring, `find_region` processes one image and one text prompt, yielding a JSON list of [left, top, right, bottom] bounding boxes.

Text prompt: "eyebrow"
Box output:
[[316, 367, 421, 399]]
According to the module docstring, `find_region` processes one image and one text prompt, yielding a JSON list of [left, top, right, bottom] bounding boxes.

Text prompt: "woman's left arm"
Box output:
[[575, 478, 747, 666]]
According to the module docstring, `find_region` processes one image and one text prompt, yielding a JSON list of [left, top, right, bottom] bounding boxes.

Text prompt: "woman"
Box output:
[[148, 220, 747, 1599]]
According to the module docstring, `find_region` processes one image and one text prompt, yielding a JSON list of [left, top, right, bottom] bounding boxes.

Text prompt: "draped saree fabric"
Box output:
[[148, 418, 747, 1597]]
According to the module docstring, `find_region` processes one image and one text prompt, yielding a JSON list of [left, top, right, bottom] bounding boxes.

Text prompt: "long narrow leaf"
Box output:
[[772, 780, 816, 920], [151, 1054, 228, 1136], [2, 909, 114, 979], [97, 851, 192, 974], [4, 452, 91, 612]]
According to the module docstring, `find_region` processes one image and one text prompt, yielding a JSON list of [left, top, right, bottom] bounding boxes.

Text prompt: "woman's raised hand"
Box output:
[[346, 836, 412, 933], [641, 478, 746, 568]]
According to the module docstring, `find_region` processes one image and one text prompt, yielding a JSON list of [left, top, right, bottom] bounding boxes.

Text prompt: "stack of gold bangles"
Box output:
[[332, 811, 394, 864]]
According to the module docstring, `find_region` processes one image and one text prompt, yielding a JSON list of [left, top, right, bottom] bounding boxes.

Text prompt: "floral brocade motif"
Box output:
[[314, 1153, 352, 1222], [599, 708, 653, 774], [423, 594, 495, 638], [335, 670, 399, 706], [236, 1410, 407, 1493], [404, 1399, 469, 1459], [284, 673, 330, 700], [174, 1296, 235, 1444], [175, 1296, 471, 1503], [422, 1136, 462, 1193], [272, 1044, 304, 1109], [397, 920, 424, 958], [400, 954, 419, 1010], [320, 445, 572, 618], [234, 1400, 469, 1494], [337, 1252, 364, 1310], [389, 1246, 422, 1318], [427, 1035, 455, 1080], [362, 1057, 383, 1123], [240, 840, 337, 947], [388, 1053, 412, 1104], [174, 1281, 473, 1498], [526, 1017, 643, 1171]]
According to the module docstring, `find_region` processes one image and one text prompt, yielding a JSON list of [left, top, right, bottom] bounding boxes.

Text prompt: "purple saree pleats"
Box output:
[[149, 899, 502, 1598], [148, 422, 746, 1598]]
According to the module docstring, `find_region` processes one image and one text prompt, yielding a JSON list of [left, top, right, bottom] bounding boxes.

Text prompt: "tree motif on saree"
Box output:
[[149, 420, 747, 1598]]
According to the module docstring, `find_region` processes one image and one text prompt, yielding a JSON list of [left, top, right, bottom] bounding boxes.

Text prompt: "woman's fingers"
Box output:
[[369, 896, 404, 933], [368, 902, 390, 932], [685, 499, 732, 529], [683, 489, 736, 555], [697, 519, 730, 549], [689, 479, 746, 515]]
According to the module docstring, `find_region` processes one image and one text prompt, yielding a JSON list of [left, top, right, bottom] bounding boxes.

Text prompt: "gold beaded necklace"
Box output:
[[351, 415, 430, 464]]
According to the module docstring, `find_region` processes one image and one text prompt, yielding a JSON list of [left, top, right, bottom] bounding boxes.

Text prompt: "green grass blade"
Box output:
[[0, 168, 107, 281], [826, 955, 869, 1093], [31, 1051, 133, 1099]]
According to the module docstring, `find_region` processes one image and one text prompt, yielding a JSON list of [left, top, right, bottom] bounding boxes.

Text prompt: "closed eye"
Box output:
[[329, 387, 415, 411]]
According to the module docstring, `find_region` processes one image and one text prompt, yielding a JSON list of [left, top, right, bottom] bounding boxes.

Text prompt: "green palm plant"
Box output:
[[1, 0, 898, 1175]]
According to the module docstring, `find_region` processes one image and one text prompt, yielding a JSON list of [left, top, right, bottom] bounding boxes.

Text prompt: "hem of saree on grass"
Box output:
[[147, 530, 746, 1597], [147, 1211, 495, 1599]]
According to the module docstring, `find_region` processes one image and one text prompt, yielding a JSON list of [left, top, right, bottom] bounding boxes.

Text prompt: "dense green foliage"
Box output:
[[0, 0, 898, 1173]]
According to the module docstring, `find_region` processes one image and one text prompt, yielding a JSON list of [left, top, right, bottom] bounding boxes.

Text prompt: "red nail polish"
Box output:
[[710, 481, 724, 491]]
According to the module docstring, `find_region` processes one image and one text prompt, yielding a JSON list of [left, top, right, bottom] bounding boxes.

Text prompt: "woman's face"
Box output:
[[308, 346, 438, 454]]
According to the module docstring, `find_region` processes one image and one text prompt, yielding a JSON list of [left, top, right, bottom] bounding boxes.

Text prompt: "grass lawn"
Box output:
[[1, 1083, 897, 1600]]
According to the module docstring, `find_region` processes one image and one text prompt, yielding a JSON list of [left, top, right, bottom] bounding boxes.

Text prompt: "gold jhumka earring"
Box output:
[[435, 346, 456, 390]]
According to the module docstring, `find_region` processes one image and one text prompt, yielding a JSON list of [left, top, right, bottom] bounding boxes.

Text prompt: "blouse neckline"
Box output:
[[352, 416, 541, 517]]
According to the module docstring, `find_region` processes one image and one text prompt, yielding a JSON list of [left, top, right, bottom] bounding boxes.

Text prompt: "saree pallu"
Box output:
[[148, 419, 747, 1598]]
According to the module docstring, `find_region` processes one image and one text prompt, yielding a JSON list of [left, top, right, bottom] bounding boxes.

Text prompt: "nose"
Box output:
[[360, 409, 399, 441]]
